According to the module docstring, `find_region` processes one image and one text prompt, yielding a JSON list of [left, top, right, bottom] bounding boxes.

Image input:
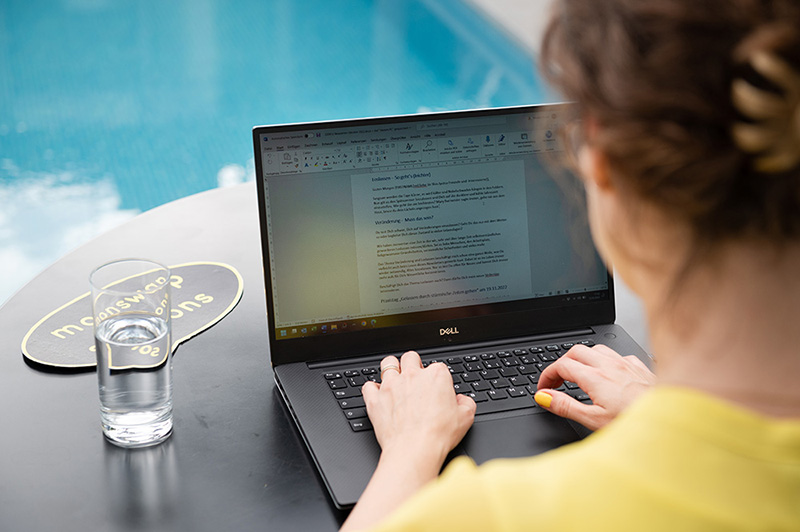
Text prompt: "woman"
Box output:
[[341, 0, 800, 529]]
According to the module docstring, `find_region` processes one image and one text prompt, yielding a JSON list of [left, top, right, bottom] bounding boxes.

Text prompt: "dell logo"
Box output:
[[440, 327, 460, 336]]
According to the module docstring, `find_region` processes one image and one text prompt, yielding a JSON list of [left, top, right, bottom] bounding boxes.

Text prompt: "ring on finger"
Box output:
[[380, 364, 400, 379]]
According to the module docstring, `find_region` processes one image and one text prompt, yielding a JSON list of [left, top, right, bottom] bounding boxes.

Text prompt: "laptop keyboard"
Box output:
[[325, 340, 595, 432]]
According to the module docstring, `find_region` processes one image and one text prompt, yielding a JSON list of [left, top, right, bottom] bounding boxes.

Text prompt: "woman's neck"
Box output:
[[642, 242, 800, 418]]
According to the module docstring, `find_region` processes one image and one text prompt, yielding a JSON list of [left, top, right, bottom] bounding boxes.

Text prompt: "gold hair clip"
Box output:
[[731, 51, 800, 173]]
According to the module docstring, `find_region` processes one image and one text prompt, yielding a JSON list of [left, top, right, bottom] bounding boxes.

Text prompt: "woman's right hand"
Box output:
[[535, 344, 656, 431]]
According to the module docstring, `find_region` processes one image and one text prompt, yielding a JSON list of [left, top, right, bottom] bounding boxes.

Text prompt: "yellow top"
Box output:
[[372, 387, 800, 531]]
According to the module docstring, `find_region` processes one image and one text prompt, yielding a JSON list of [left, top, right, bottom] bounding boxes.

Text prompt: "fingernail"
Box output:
[[534, 391, 552, 408]]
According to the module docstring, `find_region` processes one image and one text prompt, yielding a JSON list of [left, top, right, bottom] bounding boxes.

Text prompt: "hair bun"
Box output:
[[732, 50, 800, 174]]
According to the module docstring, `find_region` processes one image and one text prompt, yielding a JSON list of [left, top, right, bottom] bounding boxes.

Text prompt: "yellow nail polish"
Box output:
[[534, 391, 552, 408]]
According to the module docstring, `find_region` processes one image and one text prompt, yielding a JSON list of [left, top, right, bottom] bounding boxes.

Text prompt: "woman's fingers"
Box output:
[[560, 343, 619, 366], [533, 389, 607, 431], [538, 355, 594, 390], [535, 345, 655, 431], [399, 350, 423, 373], [363, 349, 476, 454]]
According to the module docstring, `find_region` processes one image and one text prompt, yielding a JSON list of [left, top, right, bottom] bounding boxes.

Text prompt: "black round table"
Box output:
[[0, 182, 647, 531], [0, 183, 344, 531]]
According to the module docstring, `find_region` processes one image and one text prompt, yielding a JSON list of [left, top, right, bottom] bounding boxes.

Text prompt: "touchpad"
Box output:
[[461, 412, 582, 464]]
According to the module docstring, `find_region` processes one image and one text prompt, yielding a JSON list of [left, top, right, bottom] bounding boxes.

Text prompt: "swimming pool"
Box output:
[[0, 0, 553, 306]]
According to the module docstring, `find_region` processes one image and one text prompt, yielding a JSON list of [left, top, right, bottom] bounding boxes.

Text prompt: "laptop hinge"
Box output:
[[307, 327, 595, 369]]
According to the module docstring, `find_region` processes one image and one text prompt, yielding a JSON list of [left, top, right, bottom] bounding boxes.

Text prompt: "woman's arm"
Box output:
[[340, 351, 476, 532]]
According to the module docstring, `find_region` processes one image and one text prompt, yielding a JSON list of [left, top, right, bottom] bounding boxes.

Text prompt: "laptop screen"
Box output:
[[254, 105, 612, 361]]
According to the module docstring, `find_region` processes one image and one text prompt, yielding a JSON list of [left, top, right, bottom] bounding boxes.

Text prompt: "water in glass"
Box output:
[[95, 314, 172, 447]]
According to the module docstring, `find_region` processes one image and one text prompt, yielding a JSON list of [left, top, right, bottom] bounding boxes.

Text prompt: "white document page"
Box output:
[[351, 161, 532, 315]]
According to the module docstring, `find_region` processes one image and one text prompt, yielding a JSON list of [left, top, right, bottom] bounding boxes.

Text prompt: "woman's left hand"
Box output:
[[341, 352, 475, 531], [362, 351, 476, 464]]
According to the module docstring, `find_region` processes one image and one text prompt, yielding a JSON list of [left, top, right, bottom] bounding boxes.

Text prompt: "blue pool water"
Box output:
[[0, 0, 553, 305]]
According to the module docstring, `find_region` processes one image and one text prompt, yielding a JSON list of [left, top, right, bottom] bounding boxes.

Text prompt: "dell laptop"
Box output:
[[252, 104, 649, 509]]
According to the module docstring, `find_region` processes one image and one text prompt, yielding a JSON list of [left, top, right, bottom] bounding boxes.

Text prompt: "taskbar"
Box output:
[[276, 316, 382, 340], [274, 288, 608, 341]]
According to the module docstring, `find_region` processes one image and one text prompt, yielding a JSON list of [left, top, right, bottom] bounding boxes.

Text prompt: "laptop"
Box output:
[[252, 104, 649, 509]]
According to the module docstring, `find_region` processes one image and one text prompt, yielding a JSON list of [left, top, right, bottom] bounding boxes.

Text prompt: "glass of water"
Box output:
[[90, 259, 173, 448]]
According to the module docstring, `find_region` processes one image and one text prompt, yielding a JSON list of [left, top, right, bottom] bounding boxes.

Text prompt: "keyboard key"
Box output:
[[324, 372, 342, 380], [518, 365, 537, 375], [448, 363, 464, 374], [453, 383, 470, 394], [561, 343, 574, 349], [512, 349, 526, 356], [480, 353, 496, 360], [507, 387, 526, 398], [508, 376, 527, 387], [333, 388, 361, 399], [344, 370, 360, 378], [545, 345, 560, 352], [471, 381, 490, 392], [344, 408, 367, 420], [527, 373, 540, 384], [349, 419, 372, 432], [487, 389, 507, 400], [490, 378, 509, 389], [565, 381, 580, 390], [476, 395, 535, 415], [451, 373, 463, 385], [480, 369, 500, 380], [567, 389, 592, 402], [361, 367, 377, 375], [464, 355, 479, 362], [529, 346, 544, 353], [467, 391, 489, 403], [348, 376, 366, 387], [579, 339, 595, 346], [328, 379, 347, 390], [539, 353, 558, 362], [499, 367, 519, 378], [465, 362, 482, 372], [461, 372, 480, 382], [446, 357, 462, 365], [484, 360, 501, 369], [497, 351, 513, 358], [339, 397, 365, 409]]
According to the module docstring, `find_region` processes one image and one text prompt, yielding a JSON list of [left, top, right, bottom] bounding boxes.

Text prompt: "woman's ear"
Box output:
[[575, 118, 614, 192], [578, 143, 614, 192]]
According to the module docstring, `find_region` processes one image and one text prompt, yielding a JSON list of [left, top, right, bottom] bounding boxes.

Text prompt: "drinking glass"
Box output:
[[90, 259, 173, 447]]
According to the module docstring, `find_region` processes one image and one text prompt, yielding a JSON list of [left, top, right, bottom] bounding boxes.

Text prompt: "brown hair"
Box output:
[[540, 0, 800, 246]]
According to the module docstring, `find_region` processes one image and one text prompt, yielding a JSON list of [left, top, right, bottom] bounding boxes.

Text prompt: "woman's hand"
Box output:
[[362, 351, 476, 463], [341, 352, 475, 532], [535, 344, 656, 431]]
